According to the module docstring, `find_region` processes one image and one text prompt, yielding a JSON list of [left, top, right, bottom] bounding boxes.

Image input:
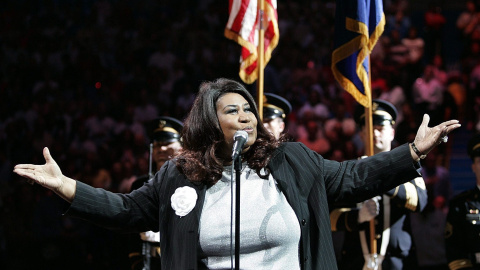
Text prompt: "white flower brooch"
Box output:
[[171, 186, 198, 217]]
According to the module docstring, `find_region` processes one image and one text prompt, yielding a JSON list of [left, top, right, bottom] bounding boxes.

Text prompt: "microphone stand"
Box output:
[[148, 143, 154, 179], [234, 154, 242, 270], [142, 143, 154, 270]]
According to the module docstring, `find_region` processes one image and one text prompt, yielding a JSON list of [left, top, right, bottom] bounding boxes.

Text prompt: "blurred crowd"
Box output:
[[1, 0, 480, 269]]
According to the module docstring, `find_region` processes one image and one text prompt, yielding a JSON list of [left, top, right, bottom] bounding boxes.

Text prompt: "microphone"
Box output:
[[231, 130, 248, 160]]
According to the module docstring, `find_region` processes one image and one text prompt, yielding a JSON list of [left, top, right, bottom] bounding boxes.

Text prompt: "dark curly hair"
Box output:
[[176, 78, 282, 185]]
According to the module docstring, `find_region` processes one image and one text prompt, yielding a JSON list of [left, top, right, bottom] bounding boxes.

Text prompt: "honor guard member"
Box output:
[[445, 134, 480, 270], [262, 93, 292, 139], [330, 99, 428, 270], [129, 116, 183, 270]]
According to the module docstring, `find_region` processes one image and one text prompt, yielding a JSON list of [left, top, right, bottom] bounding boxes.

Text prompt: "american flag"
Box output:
[[225, 0, 279, 84]]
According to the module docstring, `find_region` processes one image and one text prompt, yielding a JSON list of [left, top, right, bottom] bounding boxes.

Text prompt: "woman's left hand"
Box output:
[[412, 114, 461, 159]]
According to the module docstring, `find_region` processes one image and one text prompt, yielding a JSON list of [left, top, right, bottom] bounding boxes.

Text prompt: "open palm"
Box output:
[[14, 147, 64, 191]]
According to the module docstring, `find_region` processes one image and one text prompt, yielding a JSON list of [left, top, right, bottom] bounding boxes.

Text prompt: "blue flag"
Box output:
[[331, 0, 385, 107]]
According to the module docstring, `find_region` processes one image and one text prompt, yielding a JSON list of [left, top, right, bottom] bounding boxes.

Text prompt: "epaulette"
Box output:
[[450, 188, 478, 204]]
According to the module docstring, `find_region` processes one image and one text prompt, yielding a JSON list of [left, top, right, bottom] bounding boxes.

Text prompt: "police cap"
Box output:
[[468, 134, 480, 160], [149, 116, 183, 143], [354, 99, 397, 126], [263, 93, 292, 121]]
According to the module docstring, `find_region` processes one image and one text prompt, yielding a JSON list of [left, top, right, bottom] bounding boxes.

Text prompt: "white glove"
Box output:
[[140, 231, 160, 242], [358, 196, 380, 223]]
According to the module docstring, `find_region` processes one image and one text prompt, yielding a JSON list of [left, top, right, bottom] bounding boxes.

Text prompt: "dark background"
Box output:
[[0, 0, 477, 269]]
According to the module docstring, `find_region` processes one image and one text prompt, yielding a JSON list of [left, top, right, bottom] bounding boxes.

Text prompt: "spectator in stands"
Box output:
[[412, 64, 446, 126], [424, 2, 447, 63]]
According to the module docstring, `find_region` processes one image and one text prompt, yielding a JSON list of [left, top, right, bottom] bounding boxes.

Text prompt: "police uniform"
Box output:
[[263, 93, 292, 121], [330, 100, 428, 270], [445, 134, 480, 270], [129, 116, 183, 270]]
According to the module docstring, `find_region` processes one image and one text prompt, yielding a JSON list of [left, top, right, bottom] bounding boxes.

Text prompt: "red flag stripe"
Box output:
[[225, 0, 279, 84]]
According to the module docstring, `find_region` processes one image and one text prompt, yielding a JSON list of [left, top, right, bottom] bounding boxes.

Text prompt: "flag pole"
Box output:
[[257, 0, 265, 121], [364, 55, 376, 256], [365, 107, 376, 255]]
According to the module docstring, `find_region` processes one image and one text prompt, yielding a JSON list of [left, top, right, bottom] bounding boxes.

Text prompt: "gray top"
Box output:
[[199, 165, 301, 269]]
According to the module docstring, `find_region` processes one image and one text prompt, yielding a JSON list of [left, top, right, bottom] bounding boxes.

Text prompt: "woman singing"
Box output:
[[14, 78, 460, 270]]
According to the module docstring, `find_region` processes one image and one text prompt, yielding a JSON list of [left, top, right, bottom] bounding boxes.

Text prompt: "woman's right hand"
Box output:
[[14, 147, 76, 202]]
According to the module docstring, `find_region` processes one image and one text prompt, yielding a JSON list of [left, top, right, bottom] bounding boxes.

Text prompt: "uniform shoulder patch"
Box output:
[[451, 189, 476, 203]]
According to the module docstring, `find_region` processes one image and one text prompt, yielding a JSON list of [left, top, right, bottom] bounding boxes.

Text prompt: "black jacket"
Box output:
[[66, 142, 421, 270]]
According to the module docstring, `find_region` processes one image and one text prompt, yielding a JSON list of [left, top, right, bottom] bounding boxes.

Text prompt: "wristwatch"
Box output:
[[411, 142, 426, 159]]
